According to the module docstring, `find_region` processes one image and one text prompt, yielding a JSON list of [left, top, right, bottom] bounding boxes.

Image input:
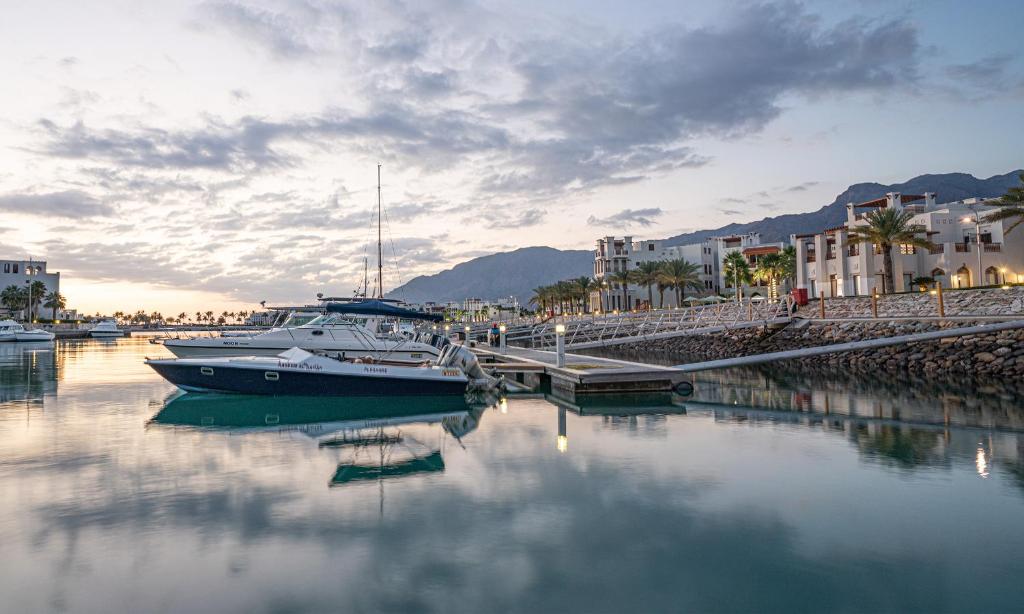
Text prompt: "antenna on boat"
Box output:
[[377, 164, 384, 299]]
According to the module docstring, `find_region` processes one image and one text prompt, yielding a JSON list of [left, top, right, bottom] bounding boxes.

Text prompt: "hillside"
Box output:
[[388, 246, 593, 304]]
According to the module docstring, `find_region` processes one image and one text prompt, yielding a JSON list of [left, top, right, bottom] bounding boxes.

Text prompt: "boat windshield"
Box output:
[[279, 313, 322, 327], [301, 314, 366, 328]]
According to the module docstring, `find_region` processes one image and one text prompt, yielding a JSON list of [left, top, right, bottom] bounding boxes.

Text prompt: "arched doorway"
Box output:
[[985, 266, 1000, 285], [931, 268, 946, 288], [954, 266, 971, 288]]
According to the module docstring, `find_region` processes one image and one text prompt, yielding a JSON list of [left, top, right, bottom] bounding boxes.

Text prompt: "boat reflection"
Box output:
[[150, 393, 489, 488]]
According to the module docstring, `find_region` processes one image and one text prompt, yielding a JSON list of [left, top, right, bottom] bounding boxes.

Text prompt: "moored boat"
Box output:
[[145, 344, 499, 397], [159, 301, 446, 361], [89, 319, 124, 338], [0, 319, 55, 342]]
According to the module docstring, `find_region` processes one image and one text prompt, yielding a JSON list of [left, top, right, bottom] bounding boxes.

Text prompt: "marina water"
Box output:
[[3, 338, 1024, 612]]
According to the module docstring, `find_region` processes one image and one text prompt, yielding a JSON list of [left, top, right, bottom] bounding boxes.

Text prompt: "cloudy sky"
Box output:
[[1, 0, 1022, 314]]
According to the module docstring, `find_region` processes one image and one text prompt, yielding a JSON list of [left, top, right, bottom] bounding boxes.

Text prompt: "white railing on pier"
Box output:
[[505, 298, 793, 350]]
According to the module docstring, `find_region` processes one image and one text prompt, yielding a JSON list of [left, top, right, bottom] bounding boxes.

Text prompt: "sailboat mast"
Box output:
[[377, 164, 383, 299]]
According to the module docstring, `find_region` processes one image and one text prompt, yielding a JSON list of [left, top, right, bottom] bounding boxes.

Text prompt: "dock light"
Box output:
[[929, 289, 937, 295], [554, 324, 566, 367], [557, 435, 568, 453], [499, 324, 506, 333], [499, 397, 508, 414], [432, 324, 438, 331], [1002, 285, 1011, 290], [498, 323, 508, 354]]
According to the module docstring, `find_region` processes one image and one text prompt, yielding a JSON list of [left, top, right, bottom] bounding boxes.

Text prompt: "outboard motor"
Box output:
[[441, 345, 502, 392]]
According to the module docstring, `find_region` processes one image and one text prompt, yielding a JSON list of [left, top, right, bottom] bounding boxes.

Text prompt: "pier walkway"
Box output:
[[470, 345, 689, 396]]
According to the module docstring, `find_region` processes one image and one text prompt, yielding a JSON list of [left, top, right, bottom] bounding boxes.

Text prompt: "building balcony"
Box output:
[[928, 245, 944, 255], [955, 243, 971, 253], [806, 253, 816, 263], [985, 243, 1002, 253]]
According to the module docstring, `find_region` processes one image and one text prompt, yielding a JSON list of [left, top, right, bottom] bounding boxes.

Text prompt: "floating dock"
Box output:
[[470, 344, 690, 398]]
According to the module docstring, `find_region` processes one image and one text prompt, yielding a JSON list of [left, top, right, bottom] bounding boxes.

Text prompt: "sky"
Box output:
[[0, 0, 1022, 315]]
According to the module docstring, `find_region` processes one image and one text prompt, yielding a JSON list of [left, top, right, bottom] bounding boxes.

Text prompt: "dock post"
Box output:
[[871, 289, 878, 319], [464, 325, 471, 342], [499, 324, 507, 354], [819, 291, 825, 318], [936, 282, 945, 317], [555, 324, 566, 367], [747, 300, 753, 321]]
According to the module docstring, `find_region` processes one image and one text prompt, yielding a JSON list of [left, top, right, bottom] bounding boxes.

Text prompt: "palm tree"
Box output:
[[752, 253, 788, 299], [779, 245, 797, 288], [608, 269, 635, 312], [657, 281, 669, 308], [722, 251, 752, 303], [984, 172, 1024, 233], [847, 208, 933, 294], [178, 312, 187, 324], [635, 262, 662, 310], [657, 259, 703, 306], [1, 285, 24, 312], [573, 277, 594, 313], [529, 285, 550, 315], [26, 280, 46, 321], [43, 291, 66, 321]]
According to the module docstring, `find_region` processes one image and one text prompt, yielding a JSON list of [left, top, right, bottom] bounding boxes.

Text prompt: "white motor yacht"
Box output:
[[0, 319, 56, 342], [89, 319, 124, 338], [160, 302, 446, 361]]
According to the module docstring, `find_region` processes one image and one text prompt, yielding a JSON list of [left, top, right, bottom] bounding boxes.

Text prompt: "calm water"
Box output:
[[3, 338, 1024, 613]]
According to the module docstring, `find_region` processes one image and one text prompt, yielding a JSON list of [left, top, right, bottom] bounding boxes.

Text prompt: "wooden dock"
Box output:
[[470, 344, 690, 398]]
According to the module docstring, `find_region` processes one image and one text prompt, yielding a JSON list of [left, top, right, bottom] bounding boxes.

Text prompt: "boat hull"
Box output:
[[161, 342, 439, 361], [147, 361, 467, 397], [14, 332, 55, 342]]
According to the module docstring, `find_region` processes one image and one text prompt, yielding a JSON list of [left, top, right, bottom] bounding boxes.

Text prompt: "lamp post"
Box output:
[[554, 323, 566, 367], [963, 205, 984, 287], [499, 323, 507, 354]]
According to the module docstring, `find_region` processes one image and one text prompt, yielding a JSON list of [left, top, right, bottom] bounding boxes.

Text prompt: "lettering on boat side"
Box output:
[[363, 366, 388, 374], [442, 369, 460, 377], [276, 361, 323, 371]]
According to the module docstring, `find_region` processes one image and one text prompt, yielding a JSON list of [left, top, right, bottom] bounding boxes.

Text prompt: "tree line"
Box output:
[[1, 282, 67, 321]]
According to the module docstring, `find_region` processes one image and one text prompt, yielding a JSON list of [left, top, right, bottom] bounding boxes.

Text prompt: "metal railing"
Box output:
[[505, 298, 793, 350]]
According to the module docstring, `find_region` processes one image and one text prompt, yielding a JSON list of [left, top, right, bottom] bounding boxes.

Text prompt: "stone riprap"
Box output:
[[804, 285, 1024, 319], [611, 319, 1024, 377]]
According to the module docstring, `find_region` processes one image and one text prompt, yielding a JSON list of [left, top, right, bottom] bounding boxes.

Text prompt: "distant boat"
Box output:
[[89, 319, 124, 338], [0, 319, 55, 342]]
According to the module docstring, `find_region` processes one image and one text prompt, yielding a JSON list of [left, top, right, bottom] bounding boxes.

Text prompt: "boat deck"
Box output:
[[470, 344, 689, 396]]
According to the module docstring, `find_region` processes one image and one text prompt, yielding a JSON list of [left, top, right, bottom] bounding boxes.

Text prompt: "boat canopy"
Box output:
[[324, 300, 444, 322]]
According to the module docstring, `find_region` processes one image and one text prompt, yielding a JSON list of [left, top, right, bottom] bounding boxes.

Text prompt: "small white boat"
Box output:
[[90, 319, 124, 338], [0, 319, 55, 342]]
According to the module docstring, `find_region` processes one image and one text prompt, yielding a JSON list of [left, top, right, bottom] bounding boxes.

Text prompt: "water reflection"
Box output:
[[5, 339, 1024, 612], [0, 342, 59, 403]]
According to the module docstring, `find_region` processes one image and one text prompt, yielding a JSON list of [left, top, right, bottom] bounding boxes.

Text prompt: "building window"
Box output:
[[899, 244, 916, 255], [12, 264, 18, 274], [2, 264, 7, 273]]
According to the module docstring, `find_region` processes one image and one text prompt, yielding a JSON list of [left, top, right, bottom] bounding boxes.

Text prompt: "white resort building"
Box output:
[[792, 192, 1024, 296], [0, 259, 62, 318], [592, 234, 786, 311]]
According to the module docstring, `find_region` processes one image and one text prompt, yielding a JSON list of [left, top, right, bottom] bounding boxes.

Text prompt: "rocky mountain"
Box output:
[[388, 246, 593, 305], [664, 170, 1022, 245], [389, 170, 1021, 304]]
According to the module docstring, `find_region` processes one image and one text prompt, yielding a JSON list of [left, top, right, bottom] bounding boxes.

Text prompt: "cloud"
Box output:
[[195, 1, 317, 58], [786, 181, 820, 192], [587, 208, 663, 227], [482, 208, 545, 229], [0, 190, 113, 218], [945, 54, 1013, 90], [718, 209, 744, 216]]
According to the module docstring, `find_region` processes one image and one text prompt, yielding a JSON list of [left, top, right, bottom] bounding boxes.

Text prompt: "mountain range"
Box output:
[[389, 170, 1022, 304]]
